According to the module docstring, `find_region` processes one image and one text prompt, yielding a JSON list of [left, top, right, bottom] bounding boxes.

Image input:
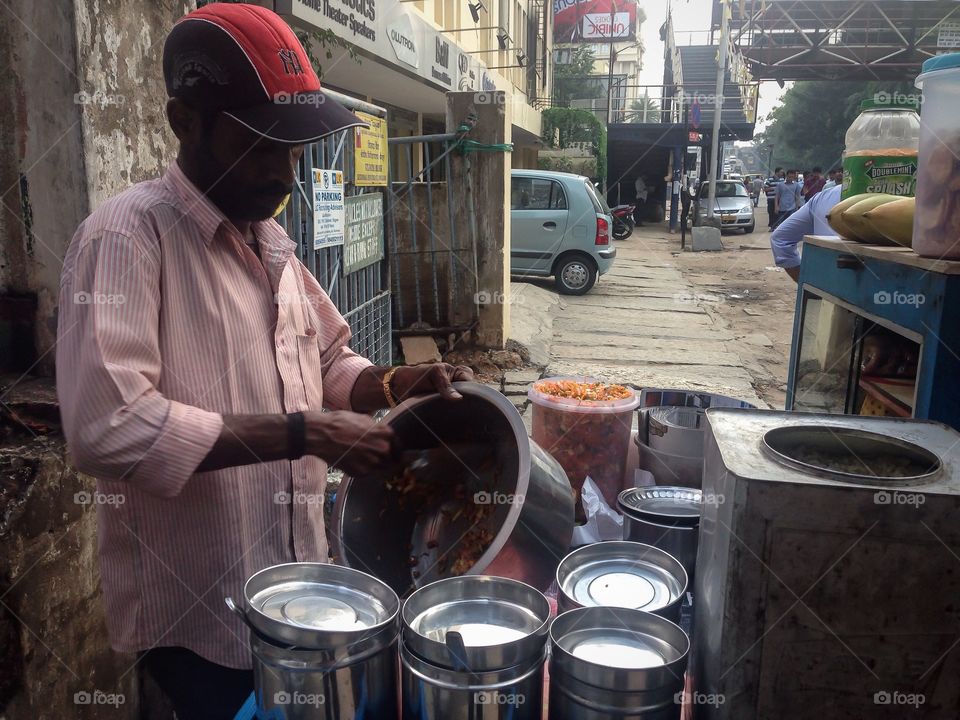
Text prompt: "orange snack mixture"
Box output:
[[535, 380, 632, 402]]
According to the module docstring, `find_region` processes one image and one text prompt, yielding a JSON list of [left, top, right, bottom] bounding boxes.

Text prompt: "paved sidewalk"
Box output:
[[509, 224, 772, 412]]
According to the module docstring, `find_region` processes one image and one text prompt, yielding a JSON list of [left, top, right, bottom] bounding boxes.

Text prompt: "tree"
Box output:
[[541, 107, 607, 180], [553, 46, 598, 106], [756, 80, 916, 171], [627, 94, 660, 123]]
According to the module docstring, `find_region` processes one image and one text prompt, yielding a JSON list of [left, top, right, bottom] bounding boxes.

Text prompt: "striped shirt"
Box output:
[[56, 161, 371, 669]]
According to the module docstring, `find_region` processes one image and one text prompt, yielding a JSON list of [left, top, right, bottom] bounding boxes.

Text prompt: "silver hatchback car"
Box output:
[[692, 180, 756, 233], [510, 170, 616, 295]]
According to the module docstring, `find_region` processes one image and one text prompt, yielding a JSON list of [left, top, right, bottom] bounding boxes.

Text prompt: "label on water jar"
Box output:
[[842, 152, 918, 198]]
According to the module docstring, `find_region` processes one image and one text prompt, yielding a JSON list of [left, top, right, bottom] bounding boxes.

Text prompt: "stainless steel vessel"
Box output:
[[619, 487, 702, 585], [636, 389, 756, 488], [694, 410, 960, 719], [401, 641, 544, 720], [402, 575, 550, 671], [231, 563, 400, 720], [332, 382, 575, 598], [549, 606, 689, 719], [400, 575, 549, 719], [556, 541, 687, 622]]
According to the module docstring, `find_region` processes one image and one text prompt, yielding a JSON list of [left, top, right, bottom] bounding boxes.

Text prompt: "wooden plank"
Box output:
[[804, 236, 960, 275]]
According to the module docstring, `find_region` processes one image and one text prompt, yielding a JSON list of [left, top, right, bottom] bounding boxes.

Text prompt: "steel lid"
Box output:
[[556, 541, 687, 614], [558, 627, 679, 669], [550, 607, 690, 690], [402, 575, 550, 671], [249, 581, 391, 632], [618, 487, 702, 526], [241, 564, 400, 649], [408, 599, 542, 647]]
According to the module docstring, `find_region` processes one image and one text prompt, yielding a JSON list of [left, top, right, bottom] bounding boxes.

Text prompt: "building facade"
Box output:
[[271, 0, 551, 169]]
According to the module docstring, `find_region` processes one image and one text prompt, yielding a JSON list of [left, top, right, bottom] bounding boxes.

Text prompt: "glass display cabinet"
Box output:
[[786, 236, 960, 428]]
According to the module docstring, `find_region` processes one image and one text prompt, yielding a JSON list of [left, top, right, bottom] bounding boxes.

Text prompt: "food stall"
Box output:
[[786, 236, 960, 426]]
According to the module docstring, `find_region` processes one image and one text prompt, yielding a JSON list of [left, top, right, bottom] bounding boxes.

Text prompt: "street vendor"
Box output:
[[55, 4, 471, 718]]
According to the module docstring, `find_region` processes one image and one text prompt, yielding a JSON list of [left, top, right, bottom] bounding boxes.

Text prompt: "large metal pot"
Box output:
[[401, 641, 545, 720], [332, 382, 575, 598], [228, 563, 401, 720], [619, 487, 702, 587], [549, 607, 689, 720], [251, 629, 399, 720], [402, 575, 550, 671], [556, 541, 687, 622]]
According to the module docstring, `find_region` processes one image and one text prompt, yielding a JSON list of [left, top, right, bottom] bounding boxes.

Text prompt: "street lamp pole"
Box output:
[[706, 0, 730, 221]]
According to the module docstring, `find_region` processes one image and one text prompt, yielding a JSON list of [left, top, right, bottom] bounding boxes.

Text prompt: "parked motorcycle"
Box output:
[[611, 204, 635, 240]]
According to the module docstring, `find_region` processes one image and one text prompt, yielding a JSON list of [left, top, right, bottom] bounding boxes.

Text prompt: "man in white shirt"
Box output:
[[634, 175, 648, 225], [770, 183, 842, 281]]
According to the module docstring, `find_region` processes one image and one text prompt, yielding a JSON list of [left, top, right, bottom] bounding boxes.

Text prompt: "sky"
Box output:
[[634, 0, 789, 131]]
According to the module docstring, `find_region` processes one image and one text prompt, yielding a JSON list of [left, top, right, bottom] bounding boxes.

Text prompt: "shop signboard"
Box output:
[[553, 0, 637, 44], [354, 111, 389, 186], [278, 0, 490, 92], [311, 169, 345, 249], [343, 193, 384, 274]]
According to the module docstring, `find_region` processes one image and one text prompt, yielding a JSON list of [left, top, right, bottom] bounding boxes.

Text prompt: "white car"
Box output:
[[692, 180, 756, 233]]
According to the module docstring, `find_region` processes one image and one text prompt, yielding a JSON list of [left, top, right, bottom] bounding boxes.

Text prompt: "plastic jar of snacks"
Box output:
[[528, 377, 640, 518], [912, 53, 960, 259], [841, 96, 919, 200]]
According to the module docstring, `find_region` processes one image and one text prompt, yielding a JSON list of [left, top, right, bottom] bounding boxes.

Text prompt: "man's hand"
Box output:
[[305, 410, 394, 478], [391, 363, 475, 402]]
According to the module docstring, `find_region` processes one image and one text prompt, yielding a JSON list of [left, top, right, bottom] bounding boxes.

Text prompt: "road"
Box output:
[[510, 203, 796, 409]]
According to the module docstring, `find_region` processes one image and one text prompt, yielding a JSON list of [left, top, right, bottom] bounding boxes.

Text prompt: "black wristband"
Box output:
[[287, 412, 306, 460]]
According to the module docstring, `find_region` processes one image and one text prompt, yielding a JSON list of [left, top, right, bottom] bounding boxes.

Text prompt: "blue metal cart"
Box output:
[[786, 236, 960, 429]]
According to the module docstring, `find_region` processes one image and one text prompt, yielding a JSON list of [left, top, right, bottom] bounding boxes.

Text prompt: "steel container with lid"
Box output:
[[230, 563, 400, 720], [619, 486, 702, 585], [400, 575, 549, 719], [549, 606, 690, 719], [556, 541, 687, 622]]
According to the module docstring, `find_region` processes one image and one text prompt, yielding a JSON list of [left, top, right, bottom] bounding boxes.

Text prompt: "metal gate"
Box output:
[[386, 122, 481, 337], [275, 93, 392, 367]]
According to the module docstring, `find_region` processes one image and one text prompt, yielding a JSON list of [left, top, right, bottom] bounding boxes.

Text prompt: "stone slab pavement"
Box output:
[[507, 224, 775, 428]]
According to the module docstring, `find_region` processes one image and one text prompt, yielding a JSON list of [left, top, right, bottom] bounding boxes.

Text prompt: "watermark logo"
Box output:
[[74, 690, 125, 707], [474, 490, 524, 506], [675, 690, 726, 707], [274, 490, 324, 507], [74, 490, 125, 507], [473, 91, 506, 105], [873, 290, 924, 308], [74, 90, 125, 108], [74, 290, 125, 305], [681, 91, 724, 107], [702, 492, 725, 506], [274, 691, 326, 707], [874, 490, 925, 508], [674, 291, 722, 305], [475, 290, 516, 305], [474, 691, 525, 706], [273, 91, 326, 106], [274, 291, 313, 307], [874, 690, 925, 708], [873, 90, 921, 107]]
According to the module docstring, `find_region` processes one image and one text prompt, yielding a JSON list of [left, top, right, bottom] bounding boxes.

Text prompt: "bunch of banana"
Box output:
[[826, 193, 915, 247]]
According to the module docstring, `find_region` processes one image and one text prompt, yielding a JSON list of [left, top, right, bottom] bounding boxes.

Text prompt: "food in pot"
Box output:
[[788, 446, 929, 477]]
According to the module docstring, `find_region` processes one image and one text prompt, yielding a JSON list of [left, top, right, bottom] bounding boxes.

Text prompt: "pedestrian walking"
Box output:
[[773, 169, 802, 229]]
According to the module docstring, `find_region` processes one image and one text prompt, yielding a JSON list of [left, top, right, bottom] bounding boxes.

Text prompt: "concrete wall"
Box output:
[[0, 0, 188, 376], [1, 1, 188, 718]]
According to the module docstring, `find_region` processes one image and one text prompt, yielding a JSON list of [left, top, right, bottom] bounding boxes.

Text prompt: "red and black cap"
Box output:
[[163, 3, 366, 144]]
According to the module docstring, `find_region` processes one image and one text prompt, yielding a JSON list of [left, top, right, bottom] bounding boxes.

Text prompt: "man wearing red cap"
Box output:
[[56, 4, 471, 717]]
